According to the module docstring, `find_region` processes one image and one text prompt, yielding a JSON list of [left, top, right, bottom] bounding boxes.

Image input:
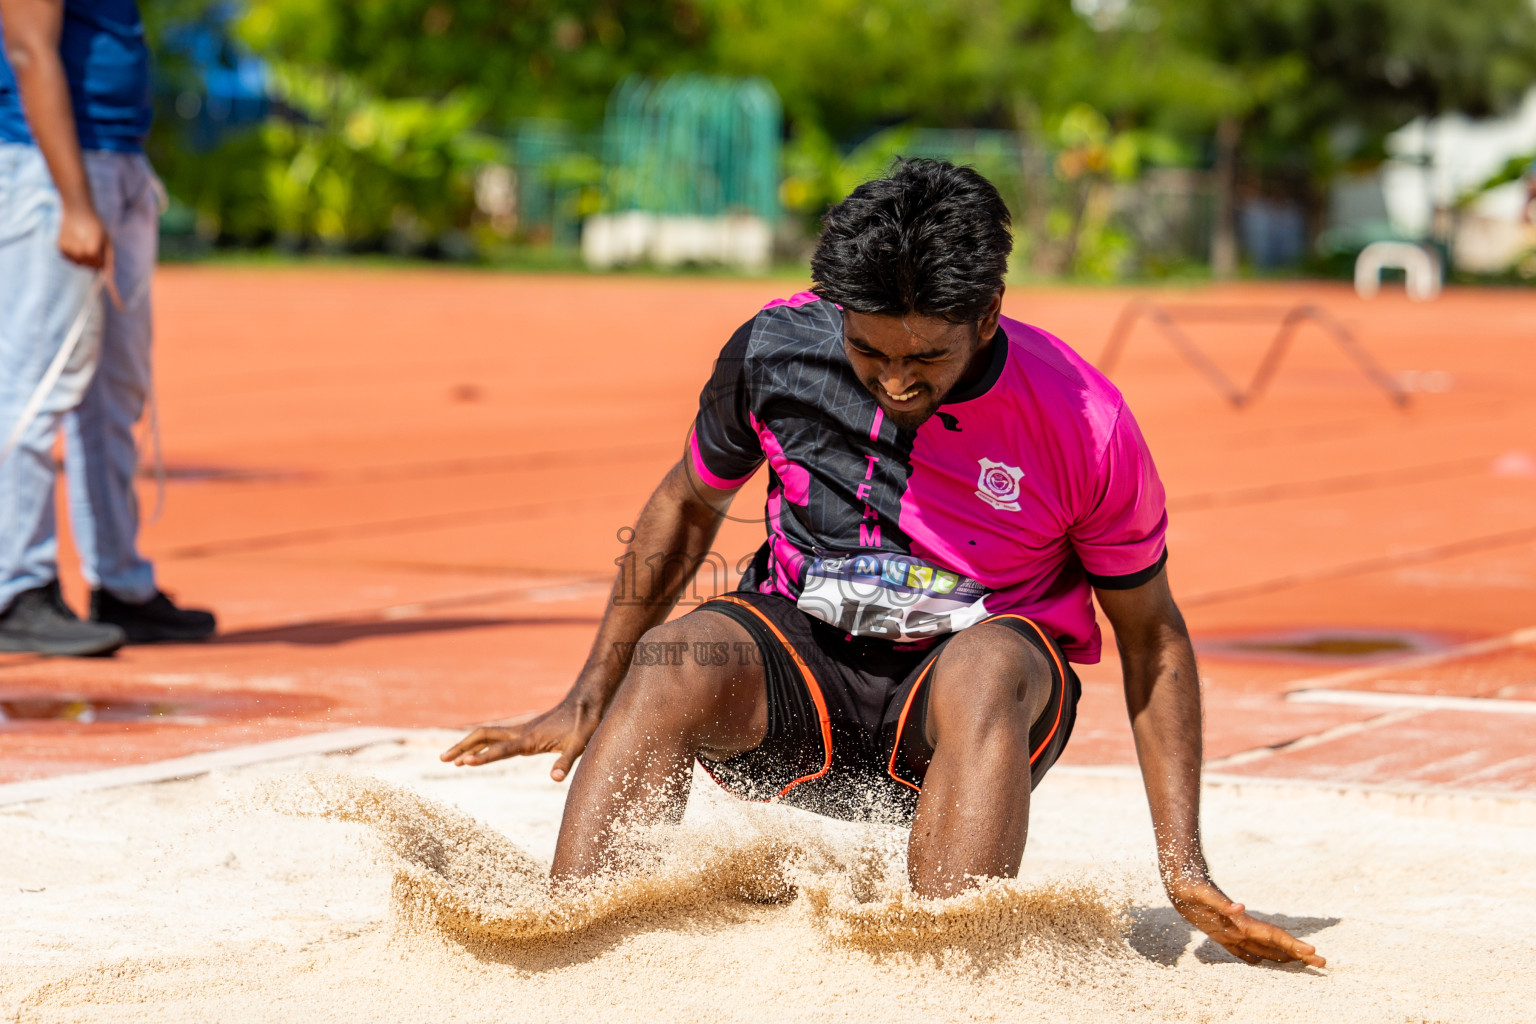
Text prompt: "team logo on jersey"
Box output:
[[975, 458, 1025, 511]]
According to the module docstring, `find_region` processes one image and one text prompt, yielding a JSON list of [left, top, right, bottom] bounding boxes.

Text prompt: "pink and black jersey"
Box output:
[[689, 292, 1167, 664]]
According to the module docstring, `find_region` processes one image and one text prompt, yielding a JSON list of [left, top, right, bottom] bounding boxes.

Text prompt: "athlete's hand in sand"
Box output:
[[441, 697, 601, 781], [1167, 878, 1326, 967]]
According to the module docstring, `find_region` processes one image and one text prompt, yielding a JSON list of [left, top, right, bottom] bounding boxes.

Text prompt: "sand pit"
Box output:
[[3, 731, 1534, 1023]]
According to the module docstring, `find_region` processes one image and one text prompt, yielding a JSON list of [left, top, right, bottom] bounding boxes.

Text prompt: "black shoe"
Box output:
[[0, 582, 126, 656], [91, 588, 217, 644]]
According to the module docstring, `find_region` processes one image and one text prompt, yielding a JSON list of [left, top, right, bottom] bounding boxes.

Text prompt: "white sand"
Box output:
[[3, 730, 1534, 1023]]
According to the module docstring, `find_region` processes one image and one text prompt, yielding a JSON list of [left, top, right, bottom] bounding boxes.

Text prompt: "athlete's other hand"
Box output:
[[1167, 878, 1326, 968], [440, 697, 602, 781]]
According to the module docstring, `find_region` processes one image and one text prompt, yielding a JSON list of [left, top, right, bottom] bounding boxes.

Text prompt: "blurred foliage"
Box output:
[[705, 0, 1245, 134], [1160, 0, 1536, 161], [236, 0, 706, 126], [1143, 0, 1536, 266], [140, 0, 1536, 272], [151, 60, 499, 251], [262, 66, 499, 248], [1039, 104, 1143, 278], [1457, 153, 1536, 209]]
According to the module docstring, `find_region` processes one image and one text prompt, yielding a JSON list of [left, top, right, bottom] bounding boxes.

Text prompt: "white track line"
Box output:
[[1288, 689, 1536, 715], [1055, 762, 1536, 811], [1204, 708, 1426, 770], [0, 726, 409, 807], [1200, 623, 1536, 769]]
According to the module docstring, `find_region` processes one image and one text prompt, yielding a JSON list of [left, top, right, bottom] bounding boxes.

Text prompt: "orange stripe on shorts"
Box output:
[[885, 613, 1066, 793], [712, 595, 833, 797]]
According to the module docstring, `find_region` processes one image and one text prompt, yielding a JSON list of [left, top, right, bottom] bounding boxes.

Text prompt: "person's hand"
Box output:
[[57, 203, 123, 308], [57, 202, 109, 268], [440, 696, 602, 781], [1166, 877, 1326, 967]]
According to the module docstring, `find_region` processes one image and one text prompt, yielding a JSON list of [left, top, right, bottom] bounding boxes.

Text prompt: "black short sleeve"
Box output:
[[690, 319, 763, 488]]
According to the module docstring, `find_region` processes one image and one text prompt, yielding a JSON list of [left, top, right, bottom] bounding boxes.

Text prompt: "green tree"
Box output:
[[705, 0, 1226, 272], [1154, 0, 1536, 260], [237, 0, 709, 127], [148, 0, 1536, 273]]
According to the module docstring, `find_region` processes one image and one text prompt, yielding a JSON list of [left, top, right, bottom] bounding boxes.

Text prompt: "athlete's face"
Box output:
[[842, 290, 1003, 430]]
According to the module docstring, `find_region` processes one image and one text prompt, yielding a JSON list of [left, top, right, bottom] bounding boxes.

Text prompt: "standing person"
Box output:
[[0, 0, 215, 655], [444, 160, 1324, 967]]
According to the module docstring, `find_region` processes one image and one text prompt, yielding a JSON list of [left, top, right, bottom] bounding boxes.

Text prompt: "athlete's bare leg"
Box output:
[[550, 610, 767, 883], [552, 612, 1052, 895], [907, 622, 1055, 898]]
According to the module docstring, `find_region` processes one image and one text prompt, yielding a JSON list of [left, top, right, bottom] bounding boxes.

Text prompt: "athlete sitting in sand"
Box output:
[[445, 159, 1324, 968]]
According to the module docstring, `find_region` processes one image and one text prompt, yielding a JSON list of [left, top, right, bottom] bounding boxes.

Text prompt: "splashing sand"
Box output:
[[6, 734, 1536, 1022], [264, 770, 819, 945], [264, 770, 1133, 971]]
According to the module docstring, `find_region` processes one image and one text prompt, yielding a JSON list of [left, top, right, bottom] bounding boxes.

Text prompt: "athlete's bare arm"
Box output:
[[0, 0, 115, 278], [442, 457, 740, 779], [1096, 570, 1325, 968]]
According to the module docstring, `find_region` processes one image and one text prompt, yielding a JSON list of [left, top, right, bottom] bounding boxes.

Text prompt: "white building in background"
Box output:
[[581, 213, 773, 273], [1376, 87, 1536, 273]]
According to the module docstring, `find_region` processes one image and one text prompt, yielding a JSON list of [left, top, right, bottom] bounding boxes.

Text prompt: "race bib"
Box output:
[[795, 553, 991, 642]]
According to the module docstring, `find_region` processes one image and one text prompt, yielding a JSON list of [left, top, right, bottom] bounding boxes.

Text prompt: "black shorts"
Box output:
[[694, 590, 1080, 824]]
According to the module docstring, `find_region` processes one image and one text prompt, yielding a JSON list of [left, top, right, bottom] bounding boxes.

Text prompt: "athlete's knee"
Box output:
[[616, 616, 745, 713], [929, 624, 1052, 738], [610, 614, 766, 756]]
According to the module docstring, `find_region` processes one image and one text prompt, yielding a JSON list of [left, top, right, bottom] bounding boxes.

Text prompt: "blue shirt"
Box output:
[[0, 0, 152, 152]]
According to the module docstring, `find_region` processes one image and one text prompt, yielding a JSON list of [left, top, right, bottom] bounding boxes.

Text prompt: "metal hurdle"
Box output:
[[1097, 301, 1411, 409]]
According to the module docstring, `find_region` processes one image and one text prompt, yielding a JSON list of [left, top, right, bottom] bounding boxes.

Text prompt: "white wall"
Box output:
[[1382, 86, 1536, 237]]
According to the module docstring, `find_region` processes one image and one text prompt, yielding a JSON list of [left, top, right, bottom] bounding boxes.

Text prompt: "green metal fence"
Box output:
[[501, 86, 1211, 274], [601, 74, 781, 220], [504, 118, 600, 248]]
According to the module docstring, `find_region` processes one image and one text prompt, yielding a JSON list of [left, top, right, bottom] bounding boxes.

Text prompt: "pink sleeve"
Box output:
[[1070, 403, 1168, 588]]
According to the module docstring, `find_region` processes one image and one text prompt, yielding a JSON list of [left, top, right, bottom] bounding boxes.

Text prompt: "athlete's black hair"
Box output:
[[810, 158, 1012, 324]]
